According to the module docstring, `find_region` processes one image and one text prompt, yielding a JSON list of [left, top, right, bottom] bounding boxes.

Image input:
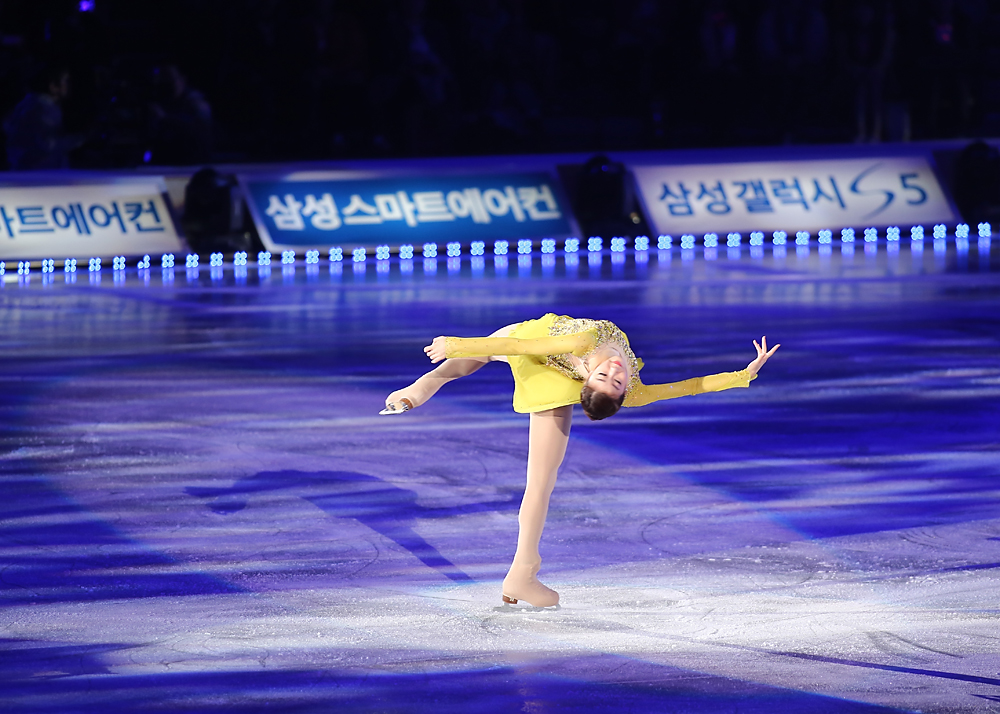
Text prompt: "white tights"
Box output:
[[385, 328, 571, 606]]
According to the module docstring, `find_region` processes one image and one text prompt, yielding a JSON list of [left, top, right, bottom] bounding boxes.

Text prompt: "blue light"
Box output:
[[726, 232, 741, 247], [281, 250, 296, 264], [234, 251, 249, 266], [910, 225, 924, 240], [841, 228, 855, 243], [493, 240, 509, 255], [818, 229, 832, 244], [0, 261, 4, 276], [446, 242, 461, 257], [587, 236, 603, 252], [398, 245, 413, 260], [772, 231, 787, 245], [64, 258, 77, 273], [863, 227, 877, 242], [634, 235, 650, 251], [793, 231, 808, 245], [41, 258, 54, 273], [703, 233, 718, 248], [258, 251, 272, 266], [517, 239, 532, 254], [656, 235, 672, 249], [956, 223, 970, 239], [471, 241, 486, 256], [749, 231, 764, 246], [978, 222, 992, 237], [186, 254, 199, 268], [886, 226, 900, 241], [88, 257, 101, 272], [352, 247, 366, 262], [610, 237, 626, 252], [161, 253, 175, 268], [933, 224, 947, 239], [377, 245, 392, 260], [138, 255, 151, 269], [540, 238, 556, 254], [422, 243, 438, 258], [18, 260, 30, 275], [564, 238, 580, 253], [680, 234, 695, 249]]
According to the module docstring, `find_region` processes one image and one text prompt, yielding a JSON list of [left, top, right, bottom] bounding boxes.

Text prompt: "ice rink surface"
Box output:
[[2, 241, 999, 712]]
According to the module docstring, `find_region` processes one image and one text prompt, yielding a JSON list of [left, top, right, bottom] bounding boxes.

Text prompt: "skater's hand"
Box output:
[[746, 336, 780, 377], [424, 336, 449, 363]]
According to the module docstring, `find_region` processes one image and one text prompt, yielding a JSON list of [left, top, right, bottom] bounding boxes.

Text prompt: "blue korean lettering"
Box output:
[[88, 202, 127, 233], [770, 178, 809, 210], [124, 200, 165, 232], [733, 180, 773, 213], [17, 206, 54, 233], [659, 182, 693, 216], [696, 180, 731, 214], [52, 204, 91, 234], [810, 177, 846, 208], [0, 206, 15, 237]]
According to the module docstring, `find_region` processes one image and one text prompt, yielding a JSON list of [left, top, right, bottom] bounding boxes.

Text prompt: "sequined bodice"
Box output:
[[545, 316, 641, 396]]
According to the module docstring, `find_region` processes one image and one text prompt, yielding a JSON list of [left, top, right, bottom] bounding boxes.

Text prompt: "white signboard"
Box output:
[[633, 157, 957, 235], [0, 180, 184, 260]]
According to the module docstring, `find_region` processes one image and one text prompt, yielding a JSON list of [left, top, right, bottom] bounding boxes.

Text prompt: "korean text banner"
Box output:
[[0, 180, 183, 260], [633, 157, 957, 235], [243, 173, 573, 249]]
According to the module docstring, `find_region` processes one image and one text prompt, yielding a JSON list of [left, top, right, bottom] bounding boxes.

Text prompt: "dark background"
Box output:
[[1, 0, 998, 168]]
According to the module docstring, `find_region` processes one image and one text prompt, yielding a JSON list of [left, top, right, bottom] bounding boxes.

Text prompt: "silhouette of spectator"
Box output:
[[147, 63, 212, 165], [840, 0, 895, 143], [756, 0, 831, 142], [4, 64, 77, 170]]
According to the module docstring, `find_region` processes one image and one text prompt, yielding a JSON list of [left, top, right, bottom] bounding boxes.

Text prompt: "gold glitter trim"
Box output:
[[546, 316, 640, 395]]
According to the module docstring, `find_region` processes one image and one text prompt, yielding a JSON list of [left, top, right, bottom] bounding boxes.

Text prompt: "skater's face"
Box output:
[[586, 357, 628, 399]]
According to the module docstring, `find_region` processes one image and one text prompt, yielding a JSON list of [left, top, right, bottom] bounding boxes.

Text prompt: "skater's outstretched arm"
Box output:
[[423, 332, 596, 363], [624, 336, 780, 408], [383, 324, 521, 413]]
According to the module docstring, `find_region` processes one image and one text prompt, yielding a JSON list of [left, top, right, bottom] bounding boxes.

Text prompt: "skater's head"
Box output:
[[580, 383, 625, 420], [580, 355, 628, 420]]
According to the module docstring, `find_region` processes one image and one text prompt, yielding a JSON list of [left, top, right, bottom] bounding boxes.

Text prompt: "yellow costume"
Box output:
[[444, 313, 755, 413]]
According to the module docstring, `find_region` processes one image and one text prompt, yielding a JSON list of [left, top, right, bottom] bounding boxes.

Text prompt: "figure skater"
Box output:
[[382, 313, 779, 607]]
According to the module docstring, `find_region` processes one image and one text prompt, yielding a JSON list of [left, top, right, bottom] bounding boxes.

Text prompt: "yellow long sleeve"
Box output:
[[444, 332, 597, 359], [624, 369, 756, 408]]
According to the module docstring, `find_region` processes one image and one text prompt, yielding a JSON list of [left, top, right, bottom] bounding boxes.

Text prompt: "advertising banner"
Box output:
[[0, 179, 184, 260], [633, 157, 957, 235], [242, 172, 573, 250]]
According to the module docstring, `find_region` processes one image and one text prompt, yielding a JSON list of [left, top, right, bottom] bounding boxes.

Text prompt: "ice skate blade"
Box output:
[[379, 398, 413, 415]]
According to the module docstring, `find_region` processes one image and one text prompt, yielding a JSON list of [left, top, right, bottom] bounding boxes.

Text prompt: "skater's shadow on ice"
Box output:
[[186, 470, 520, 583]]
